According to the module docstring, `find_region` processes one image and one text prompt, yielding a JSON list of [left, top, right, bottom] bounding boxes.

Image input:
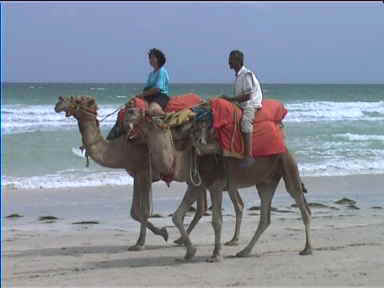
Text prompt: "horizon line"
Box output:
[[2, 81, 384, 85]]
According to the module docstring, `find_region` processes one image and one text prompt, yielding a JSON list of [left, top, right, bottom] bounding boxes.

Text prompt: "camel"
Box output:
[[124, 104, 312, 262], [54, 95, 214, 251], [122, 104, 245, 247]]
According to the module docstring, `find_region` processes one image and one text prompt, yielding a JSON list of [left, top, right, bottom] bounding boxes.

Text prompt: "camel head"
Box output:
[[54, 96, 98, 119], [122, 106, 146, 131], [178, 112, 221, 155]]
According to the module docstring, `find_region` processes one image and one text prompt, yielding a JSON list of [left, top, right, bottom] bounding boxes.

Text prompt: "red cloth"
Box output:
[[118, 93, 204, 128], [210, 98, 288, 158], [131, 97, 149, 111], [164, 93, 204, 112], [117, 98, 148, 127]]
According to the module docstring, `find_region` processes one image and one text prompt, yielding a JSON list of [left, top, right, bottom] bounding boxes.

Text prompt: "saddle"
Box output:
[[107, 93, 204, 140], [208, 98, 288, 159]]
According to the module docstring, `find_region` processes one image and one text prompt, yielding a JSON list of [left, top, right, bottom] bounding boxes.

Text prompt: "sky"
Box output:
[[2, 1, 384, 83]]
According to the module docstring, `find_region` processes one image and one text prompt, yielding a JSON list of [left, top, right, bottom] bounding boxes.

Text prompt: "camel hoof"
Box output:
[[236, 249, 251, 258], [184, 246, 197, 260], [160, 227, 169, 242], [128, 244, 144, 251], [299, 248, 313, 256], [224, 239, 239, 246], [206, 255, 223, 263], [173, 237, 185, 246]]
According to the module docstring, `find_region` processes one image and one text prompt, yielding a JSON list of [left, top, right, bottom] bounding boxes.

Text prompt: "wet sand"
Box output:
[[2, 174, 384, 287]]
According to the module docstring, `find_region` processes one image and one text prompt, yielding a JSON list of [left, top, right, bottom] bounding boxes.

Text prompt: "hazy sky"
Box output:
[[2, 1, 384, 83]]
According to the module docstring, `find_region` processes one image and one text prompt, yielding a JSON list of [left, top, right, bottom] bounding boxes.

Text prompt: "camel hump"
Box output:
[[254, 99, 288, 123], [209, 98, 288, 157], [123, 93, 204, 114]]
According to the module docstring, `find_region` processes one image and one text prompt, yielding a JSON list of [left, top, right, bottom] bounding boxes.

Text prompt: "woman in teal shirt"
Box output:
[[136, 48, 170, 115]]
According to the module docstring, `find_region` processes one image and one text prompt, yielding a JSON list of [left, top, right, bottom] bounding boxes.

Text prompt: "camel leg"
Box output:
[[129, 170, 168, 251], [236, 180, 279, 257], [131, 223, 147, 250], [172, 186, 200, 261], [296, 194, 312, 255], [225, 188, 244, 246], [281, 152, 313, 255], [174, 185, 207, 245], [207, 187, 223, 262]]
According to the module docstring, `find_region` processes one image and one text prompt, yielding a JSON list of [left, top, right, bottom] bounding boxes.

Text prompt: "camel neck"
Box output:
[[77, 118, 108, 165]]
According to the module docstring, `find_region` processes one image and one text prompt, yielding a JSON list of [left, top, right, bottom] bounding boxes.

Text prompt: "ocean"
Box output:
[[2, 83, 384, 191]]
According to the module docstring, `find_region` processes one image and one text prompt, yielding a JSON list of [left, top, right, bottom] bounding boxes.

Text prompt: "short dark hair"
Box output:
[[148, 48, 166, 67], [229, 50, 244, 66]]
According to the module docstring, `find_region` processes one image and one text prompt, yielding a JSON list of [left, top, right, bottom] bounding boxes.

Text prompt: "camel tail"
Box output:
[[280, 152, 311, 214]]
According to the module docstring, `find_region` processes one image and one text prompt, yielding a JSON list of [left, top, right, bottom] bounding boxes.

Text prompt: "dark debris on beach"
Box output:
[[39, 216, 59, 221], [6, 213, 24, 219], [72, 221, 100, 225], [249, 206, 294, 213]]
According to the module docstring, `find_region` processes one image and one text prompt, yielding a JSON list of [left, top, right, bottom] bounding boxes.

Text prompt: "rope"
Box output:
[[189, 147, 202, 187], [99, 104, 126, 123], [167, 127, 174, 147], [231, 110, 241, 153]]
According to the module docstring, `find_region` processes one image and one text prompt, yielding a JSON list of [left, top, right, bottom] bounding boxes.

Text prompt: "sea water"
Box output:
[[3, 83, 384, 189], [2, 83, 384, 231]]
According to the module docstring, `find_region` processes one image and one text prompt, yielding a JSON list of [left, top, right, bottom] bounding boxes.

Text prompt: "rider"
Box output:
[[136, 48, 170, 115], [107, 48, 170, 140], [222, 50, 263, 167]]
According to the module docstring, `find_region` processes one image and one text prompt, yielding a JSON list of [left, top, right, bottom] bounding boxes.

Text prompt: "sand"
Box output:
[[2, 174, 384, 287]]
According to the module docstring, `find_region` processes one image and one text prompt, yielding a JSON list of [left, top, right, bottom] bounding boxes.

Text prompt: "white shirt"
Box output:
[[234, 66, 263, 109]]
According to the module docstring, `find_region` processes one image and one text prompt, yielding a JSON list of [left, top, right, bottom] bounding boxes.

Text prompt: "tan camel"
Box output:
[[123, 106, 245, 247], [54, 95, 212, 250], [124, 106, 312, 262]]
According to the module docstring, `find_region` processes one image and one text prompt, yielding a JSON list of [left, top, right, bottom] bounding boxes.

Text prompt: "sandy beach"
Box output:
[[2, 174, 384, 287]]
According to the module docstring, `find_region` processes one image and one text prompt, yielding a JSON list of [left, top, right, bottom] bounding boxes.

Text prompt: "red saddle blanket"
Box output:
[[210, 98, 288, 158], [118, 93, 204, 126]]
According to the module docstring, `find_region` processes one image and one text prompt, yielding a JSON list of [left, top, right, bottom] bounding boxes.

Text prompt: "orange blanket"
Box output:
[[164, 93, 204, 112], [210, 98, 288, 158], [118, 93, 204, 127]]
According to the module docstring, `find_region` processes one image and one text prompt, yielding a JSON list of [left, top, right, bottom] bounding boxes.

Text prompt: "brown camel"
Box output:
[[124, 105, 312, 262], [54, 95, 213, 250]]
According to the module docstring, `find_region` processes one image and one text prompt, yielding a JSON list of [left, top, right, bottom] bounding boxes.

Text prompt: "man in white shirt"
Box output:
[[222, 50, 263, 167]]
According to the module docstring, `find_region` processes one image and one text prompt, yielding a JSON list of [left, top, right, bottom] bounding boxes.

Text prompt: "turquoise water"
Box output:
[[2, 83, 384, 189]]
